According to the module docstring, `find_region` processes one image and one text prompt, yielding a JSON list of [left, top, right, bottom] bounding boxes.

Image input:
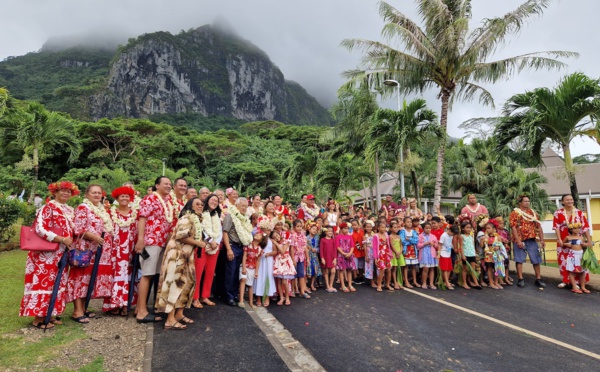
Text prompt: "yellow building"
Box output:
[[526, 148, 600, 263]]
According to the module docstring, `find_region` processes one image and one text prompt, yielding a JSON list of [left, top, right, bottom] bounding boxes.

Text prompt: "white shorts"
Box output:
[[139, 246, 163, 276], [239, 267, 256, 287]]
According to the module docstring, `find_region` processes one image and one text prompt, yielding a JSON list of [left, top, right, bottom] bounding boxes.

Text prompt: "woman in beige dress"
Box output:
[[156, 197, 206, 330]]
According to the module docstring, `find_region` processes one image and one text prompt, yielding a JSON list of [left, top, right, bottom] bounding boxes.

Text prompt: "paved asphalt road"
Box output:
[[152, 276, 599, 371]]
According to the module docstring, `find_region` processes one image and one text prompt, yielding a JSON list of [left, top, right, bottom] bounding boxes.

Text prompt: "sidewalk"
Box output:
[[514, 262, 600, 290]]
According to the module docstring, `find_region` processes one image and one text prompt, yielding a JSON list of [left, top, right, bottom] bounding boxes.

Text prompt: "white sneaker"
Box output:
[[557, 283, 567, 288]]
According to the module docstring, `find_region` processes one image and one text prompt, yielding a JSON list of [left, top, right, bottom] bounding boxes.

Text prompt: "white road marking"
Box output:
[[404, 288, 600, 361]]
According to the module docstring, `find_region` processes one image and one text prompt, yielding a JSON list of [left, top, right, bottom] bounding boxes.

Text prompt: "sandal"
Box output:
[[176, 316, 194, 324], [264, 300, 270, 307], [376, 287, 383, 292], [32, 322, 55, 330], [342, 287, 350, 293], [136, 313, 163, 323], [50, 317, 63, 325], [285, 300, 291, 306], [582, 288, 591, 294], [277, 300, 284, 306], [349, 286, 356, 292], [571, 289, 583, 294], [71, 316, 90, 324], [201, 299, 216, 306], [301, 293, 311, 299], [164, 321, 187, 330], [192, 300, 203, 309]]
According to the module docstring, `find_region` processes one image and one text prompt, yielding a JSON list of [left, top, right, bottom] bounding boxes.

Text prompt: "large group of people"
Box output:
[[19, 177, 594, 331]]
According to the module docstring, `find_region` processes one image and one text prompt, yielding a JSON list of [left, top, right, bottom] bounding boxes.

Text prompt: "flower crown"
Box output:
[[568, 222, 583, 229], [476, 214, 490, 227], [48, 181, 80, 196]]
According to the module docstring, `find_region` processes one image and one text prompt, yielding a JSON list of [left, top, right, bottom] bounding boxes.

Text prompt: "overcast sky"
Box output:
[[2, 0, 599, 156]]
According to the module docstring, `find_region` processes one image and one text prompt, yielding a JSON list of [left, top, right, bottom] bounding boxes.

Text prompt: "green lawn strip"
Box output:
[[0, 250, 97, 370]]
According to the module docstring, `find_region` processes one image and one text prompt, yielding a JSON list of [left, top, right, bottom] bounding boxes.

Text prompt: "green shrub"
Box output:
[[19, 203, 37, 226], [0, 199, 21, 242]]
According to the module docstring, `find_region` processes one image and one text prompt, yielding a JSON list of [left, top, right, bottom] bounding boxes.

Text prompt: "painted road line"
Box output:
[[404, 288, 600, 361], [245, 306, 326, 372]]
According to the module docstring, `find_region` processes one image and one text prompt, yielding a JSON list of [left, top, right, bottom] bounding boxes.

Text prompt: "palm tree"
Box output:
[[341, 0, 576, 208], [495, 72, 600, 208], [282, 148, 319, 192], [0, 102, 81, 199], [316, 154, 372, 199], [329, 85, 382, 208], [367, 98, 438, 204]]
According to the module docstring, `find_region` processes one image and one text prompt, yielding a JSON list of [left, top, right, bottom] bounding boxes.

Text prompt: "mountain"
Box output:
[[0, 25, 333, 126]]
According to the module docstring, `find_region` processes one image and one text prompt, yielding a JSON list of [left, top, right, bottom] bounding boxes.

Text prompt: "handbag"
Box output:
[[68, 248, 94, 268], [20, 225, 62, 252]]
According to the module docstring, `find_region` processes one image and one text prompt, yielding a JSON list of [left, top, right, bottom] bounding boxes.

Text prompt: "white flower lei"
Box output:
[[513, 208, 540, 223], [228, 204, 253, 246], [300, 202, 319, 219], [465, 203, 482, 215], [188, 213, 203, 241], [153, 192, 174, 224], [202, 210, 222, 241], [83, 198, 114, 234], [170, 190, 187, 217], [110, 206, 137, 228]]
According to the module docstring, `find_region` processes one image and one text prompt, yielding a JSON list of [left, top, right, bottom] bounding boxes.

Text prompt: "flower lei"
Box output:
[[513, 208, 540, 223], [465, 203, 482, 215], [228, 204, 253, 246], [202, 210, 222, 254], [153, 192, 174, 224], [110, 206, 137, 228], [188, 213, 203, 241], [83, 198, 114, 234], [170, 190, 187, 217], [300, 202, 319, 220]]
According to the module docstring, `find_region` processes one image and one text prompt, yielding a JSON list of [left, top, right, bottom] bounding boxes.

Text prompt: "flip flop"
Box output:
[[71, 316, 90, 324], [164, 321, 187, 330], [191, 301, 203, 309], [32, 322, 55, 330], [136, 313, 163, 323], [84, 311, 96, 318], [582, 289, 591, 294]]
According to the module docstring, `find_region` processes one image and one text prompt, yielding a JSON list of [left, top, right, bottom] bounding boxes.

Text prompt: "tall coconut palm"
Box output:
[[0, 102, 81, 199], [316, 154, 372, 199], [367, 98, 438, 204], [495, 72, 600, 208], [341, 0, 576, 208], [282, 148, 319, 192]]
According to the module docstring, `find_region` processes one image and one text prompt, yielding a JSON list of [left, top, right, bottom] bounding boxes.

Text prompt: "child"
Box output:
[[306, 223, 322, 291], [290, 219, 310, 299], [389, 222, 405, 290], [272, 230, 296, 305], [480, 220, 508, 290], [562, 223, 590, 294], [412, 217, 423, 234], [401, 216, 420, 288], [239, 230, 264, 308], [458, 222, 480, 290], [351, 219, 365, 284], [417, 222, 439, 289], [439, 225, 459, 290], [320, 226, 337, 293], [254, 221, 277, 307], [362, 221, 376, 288], [430, 217, 445, 241], [373, 221, 393, 292], [496, 217, 513, 286], [335, 222, 357, 292]]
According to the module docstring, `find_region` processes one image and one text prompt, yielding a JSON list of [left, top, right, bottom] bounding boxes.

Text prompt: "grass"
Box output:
[[0, 249, 100, 370]]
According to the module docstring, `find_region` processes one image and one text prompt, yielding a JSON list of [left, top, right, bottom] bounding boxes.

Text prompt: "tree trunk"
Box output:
[[375, 153, 382, 211], [433, 91, 450, 209], [563, 144, 580, 208], [367, 178, 375, 211], [30, 145, 39, 203]]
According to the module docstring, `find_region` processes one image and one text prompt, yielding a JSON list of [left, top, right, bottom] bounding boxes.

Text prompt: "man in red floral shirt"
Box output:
[[509, 195, 546, 289], [135, 176, 174, 323]]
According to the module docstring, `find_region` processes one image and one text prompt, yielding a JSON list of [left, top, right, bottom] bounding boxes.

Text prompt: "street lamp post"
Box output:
[[383, 79, 405, 198]]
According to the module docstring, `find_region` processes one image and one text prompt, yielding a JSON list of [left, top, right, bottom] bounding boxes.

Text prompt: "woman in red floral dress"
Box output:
[[102, 186, 138, 315], [553, 194, 590, 288], [68, 184, 115, 323], [20, 181, 79, 330]]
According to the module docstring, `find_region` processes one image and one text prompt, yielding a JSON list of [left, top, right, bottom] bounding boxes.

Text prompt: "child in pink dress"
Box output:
[[373, 221, 393, 292], [335, 222, 356, 293], [319, 226, 337, 293], [272, 230, 296, 306]]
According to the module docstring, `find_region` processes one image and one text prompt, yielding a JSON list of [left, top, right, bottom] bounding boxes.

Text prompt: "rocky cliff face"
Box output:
[[90, 26, 331, 125]]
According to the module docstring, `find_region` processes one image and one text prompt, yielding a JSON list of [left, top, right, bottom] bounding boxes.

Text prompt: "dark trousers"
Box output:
[[224, 242, 244, 301]]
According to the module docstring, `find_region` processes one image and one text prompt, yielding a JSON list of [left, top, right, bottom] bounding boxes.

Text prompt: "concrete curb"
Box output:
[[246, 306, 325, 372], [142, 323, 154, 372]]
